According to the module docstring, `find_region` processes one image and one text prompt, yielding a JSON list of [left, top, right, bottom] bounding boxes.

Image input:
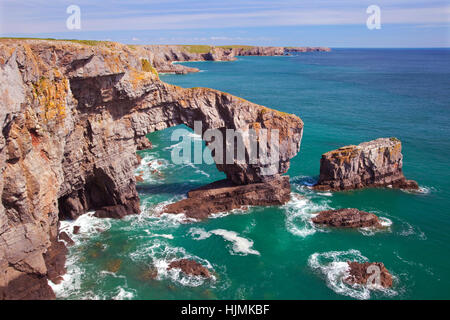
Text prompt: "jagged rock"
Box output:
[[94, 205, 132, 219], [0, 39, 303, 298], [312, 208, 382, 228], [0, 274, 55, 300], [168, 259, 211, 278], [136, 136, 152, 150], [59, 232, 75, 246], [164, 176, 291, 219], [314, 138, 419, 191], [73, 226, 81, 234], [44, 238, 68, 285], [344, 262, 393, 288]]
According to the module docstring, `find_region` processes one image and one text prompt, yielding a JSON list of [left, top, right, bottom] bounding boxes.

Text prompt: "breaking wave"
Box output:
[[189, 227, 260, 256], [282, 181, 332, 238], [308, 250, 398, 300]]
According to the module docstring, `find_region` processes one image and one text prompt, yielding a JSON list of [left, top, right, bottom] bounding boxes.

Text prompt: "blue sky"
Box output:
[[0, 0, 449, 47]]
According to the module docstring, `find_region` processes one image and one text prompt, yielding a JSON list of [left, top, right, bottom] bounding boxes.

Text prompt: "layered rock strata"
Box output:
[[314, 138, 419, 191], [164, 176, 291, 220], [0, 39, 303, 298], [312, 208, 382, 228]]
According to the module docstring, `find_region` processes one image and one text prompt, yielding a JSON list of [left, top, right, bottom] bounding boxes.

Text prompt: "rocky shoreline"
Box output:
[[144, 45, 331, 74], [0, 39, 304, 299]]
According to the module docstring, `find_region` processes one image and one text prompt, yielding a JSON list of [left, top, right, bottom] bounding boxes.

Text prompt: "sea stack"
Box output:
[[314, 138, 419, 191]]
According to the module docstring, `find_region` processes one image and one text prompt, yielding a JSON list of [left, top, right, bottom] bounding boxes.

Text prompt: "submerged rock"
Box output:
[[106, 259, 122, 273], [168, 259, 211, 278], [141, 266, 158, 281], [344, 262, 393, 288], [314, 138, 419, 191], [312, 208, 382, 228], [164, 176, 291, 220]]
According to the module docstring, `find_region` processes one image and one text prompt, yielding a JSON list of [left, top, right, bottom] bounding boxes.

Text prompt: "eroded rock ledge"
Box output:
[[164, 176, 291, 220], [312, 208, 382, 229], [314, 138, 418, 191], [0, 39, 303, 299]]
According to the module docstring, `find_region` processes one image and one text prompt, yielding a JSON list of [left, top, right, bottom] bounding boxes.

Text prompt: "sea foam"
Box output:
[[189, 227, 260, 256]]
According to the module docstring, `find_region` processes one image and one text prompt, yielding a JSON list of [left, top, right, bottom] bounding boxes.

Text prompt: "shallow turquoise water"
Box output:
[[55, 49, 450, 300]]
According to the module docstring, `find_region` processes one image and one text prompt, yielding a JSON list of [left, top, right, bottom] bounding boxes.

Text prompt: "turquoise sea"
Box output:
[[54, 49, 450, 300]]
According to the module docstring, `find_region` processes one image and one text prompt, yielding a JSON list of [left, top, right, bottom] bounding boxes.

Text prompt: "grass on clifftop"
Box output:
[[0, 37, 111, 46], [181, 45, 213, 54], [217, 45, 255, 50], [180, 45, 256, 53]]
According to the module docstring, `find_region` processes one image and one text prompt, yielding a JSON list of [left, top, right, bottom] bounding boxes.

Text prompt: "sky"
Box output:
[[0, 0, 449, 47]]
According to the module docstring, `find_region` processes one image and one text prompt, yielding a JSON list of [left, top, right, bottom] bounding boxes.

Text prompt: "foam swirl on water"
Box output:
[[308, 250, 398, 300]]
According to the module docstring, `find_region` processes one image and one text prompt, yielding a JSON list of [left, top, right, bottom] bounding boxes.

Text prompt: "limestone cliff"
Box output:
[[313, 138, 418, 191], [0, 39, 303, 299]]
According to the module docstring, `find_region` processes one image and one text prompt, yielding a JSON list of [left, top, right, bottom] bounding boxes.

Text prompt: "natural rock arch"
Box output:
[[0, 40, 302, 298]]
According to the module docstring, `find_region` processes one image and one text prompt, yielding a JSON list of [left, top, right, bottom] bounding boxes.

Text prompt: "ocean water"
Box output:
[[53, 49, 450, 300]]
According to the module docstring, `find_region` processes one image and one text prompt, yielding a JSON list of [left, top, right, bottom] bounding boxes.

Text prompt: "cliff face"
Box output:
[[313, 138, 418, 191], [0, 39, 303, 298]]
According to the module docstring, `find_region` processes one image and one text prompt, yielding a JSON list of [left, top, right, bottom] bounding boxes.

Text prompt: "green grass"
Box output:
[[141, 59, 158, 77], [216, 45, 255, 50], [181, 45, 213, 54], [0, 37, 110, 46]]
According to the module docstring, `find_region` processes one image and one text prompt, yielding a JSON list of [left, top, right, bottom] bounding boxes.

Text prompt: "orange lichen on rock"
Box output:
[[33, 77, 68, 121]]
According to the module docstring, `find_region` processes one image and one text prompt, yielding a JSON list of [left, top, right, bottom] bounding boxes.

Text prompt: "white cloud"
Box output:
[[0, 1, 449, 34]]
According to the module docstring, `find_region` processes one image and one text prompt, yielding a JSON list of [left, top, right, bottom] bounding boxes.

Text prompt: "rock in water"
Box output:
[[314, 138, 419, 191], [168, 259, 211, 278], [59, 231, 75, 246], [344, 262, 393, 288], [312, 208, 382, 228], [164, 176, 291, 220]]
